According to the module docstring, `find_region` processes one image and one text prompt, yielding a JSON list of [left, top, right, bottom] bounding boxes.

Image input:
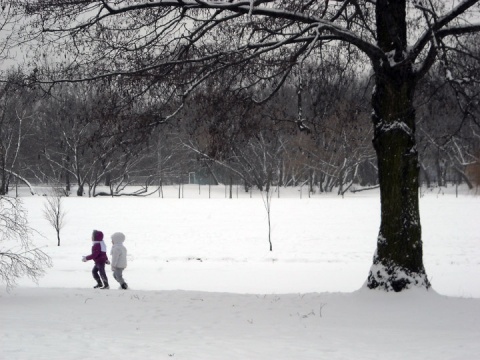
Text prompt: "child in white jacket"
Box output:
[[110, 232, 128, 290]]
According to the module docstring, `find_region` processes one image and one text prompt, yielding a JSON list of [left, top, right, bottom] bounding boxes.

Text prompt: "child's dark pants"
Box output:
[[92, 262, 108, 285]]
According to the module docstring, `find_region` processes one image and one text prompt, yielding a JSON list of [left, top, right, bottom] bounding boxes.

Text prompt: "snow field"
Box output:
[[1, 185, 479, 359]]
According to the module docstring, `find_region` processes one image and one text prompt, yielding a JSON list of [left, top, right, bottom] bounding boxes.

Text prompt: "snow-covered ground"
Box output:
[[1, 185, 480, 359]]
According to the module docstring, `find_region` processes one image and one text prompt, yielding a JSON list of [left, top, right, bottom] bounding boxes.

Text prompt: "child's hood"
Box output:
[[111, 232, 126, 245], [92, 230, 104, 241]]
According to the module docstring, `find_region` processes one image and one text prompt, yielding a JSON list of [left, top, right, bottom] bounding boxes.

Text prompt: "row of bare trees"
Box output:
[[0, 63, 478, 198]]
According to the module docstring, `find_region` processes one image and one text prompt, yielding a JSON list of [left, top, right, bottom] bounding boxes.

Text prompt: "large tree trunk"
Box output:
[[367, 0, 430, 291], [367, 66, 430, 291]]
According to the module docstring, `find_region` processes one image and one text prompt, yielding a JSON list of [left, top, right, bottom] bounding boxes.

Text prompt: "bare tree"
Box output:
[[0, 71, 38, 195], [0, 4, 52, 291], [260, 175, 274, 252], [0, 196, 52, 290], [35, 82, 159, 196], [43, 186, 67, 246], [416, 52, 480, 188], [14, 0, 480, 291]]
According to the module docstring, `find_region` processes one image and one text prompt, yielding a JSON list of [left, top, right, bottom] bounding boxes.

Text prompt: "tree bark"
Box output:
[[367, 0, 430, 291], [367, 65, 430, 291]]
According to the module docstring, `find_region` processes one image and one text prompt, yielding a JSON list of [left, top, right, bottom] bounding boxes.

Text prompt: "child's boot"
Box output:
[[93, 281, 103, 289], [121, 283, 128, 290], [101, 282, 110, 290]]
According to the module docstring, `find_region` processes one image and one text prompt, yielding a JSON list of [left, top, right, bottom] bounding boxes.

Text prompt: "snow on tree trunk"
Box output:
[[367, 0, 430, 292], [367, 64, 430, 292]]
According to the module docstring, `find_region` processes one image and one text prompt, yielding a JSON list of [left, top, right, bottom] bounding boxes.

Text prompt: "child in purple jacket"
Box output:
[[82, 230, 110, 289]]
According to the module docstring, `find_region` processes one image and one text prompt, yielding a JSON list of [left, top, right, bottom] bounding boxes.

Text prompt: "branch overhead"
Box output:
[[5, 0, 480, 91]]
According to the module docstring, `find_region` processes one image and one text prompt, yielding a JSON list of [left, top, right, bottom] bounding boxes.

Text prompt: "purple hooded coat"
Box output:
[[85, 230, 109, 264]]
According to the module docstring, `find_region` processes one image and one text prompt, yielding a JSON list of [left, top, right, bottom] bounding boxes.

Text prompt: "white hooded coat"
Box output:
[[110, 232, 127, 269]]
